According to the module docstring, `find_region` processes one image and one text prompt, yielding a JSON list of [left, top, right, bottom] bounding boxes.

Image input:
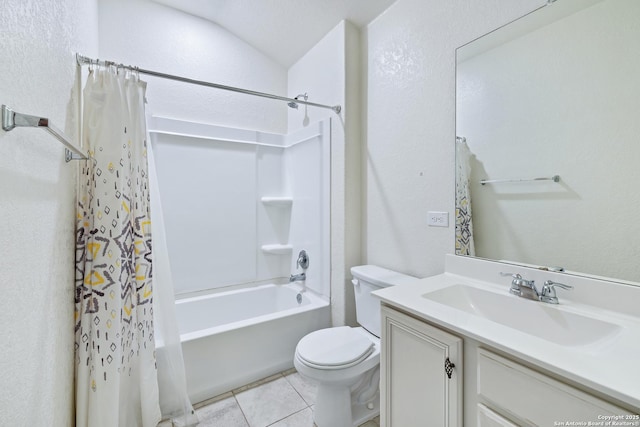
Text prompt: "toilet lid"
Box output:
[[296, 327, 374, 369]]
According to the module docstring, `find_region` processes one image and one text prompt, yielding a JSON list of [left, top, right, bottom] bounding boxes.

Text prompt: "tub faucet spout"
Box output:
[[289, 272, 306, 282]]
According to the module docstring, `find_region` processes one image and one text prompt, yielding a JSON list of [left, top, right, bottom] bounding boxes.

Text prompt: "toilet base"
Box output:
[[352, 391, 380, 426], [313, 386, 380, 427]]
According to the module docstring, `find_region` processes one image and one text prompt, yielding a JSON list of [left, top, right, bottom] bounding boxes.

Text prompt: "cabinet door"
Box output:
[[380, 305, 463, 427], [477, 404, 518, 427]]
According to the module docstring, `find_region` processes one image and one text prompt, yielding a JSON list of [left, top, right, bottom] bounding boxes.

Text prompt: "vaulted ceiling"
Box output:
[[151, 0, 397, 67]]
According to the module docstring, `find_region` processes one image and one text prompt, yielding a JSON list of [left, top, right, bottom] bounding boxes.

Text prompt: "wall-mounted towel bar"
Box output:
[[480, 175, 560, 185], [1, 104, 88, 162]]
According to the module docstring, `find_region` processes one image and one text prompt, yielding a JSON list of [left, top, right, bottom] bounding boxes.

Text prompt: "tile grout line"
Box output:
[[231, 393, 252, 427], [232, 372, 288, 427], [193, 391, 233, 410], [264, 406, 311, 427], [232, 372, 286, 395], [189, 368, 379, 427], [193, 369, 316, 427], [282, 372, 314, 409]]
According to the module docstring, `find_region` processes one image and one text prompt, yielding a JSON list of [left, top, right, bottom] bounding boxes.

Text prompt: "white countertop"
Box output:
[[373, 255, 640, 411]]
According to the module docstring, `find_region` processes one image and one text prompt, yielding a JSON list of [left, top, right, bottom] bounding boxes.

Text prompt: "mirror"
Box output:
[[455, 0, 640, 284]]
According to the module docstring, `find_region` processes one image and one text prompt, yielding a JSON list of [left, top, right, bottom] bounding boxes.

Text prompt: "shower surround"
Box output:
[[149, 116, 331, 401]]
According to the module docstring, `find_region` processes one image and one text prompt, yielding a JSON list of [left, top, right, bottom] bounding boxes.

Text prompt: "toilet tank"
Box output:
[[351, 265, 418, 337]]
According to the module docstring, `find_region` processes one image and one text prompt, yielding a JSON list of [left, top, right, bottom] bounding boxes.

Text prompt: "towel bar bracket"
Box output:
[[1, 104, 88, 162]]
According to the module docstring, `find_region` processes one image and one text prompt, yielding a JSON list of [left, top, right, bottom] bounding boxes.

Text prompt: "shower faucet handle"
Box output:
[[296, 250, 309, 270]]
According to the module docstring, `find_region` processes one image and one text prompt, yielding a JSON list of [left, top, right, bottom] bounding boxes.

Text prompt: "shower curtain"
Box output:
[[74, 68, 160, 427], [148, 138, 198, 427], [455, 137, 475, 256]]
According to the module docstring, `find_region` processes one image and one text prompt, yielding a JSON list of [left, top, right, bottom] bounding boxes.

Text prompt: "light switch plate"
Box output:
[[428, 211, 449, 227]]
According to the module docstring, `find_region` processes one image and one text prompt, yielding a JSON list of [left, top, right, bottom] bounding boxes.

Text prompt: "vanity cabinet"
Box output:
[[380, 305, 463, 427], [380, 303, 635, 427], [477, 349, 630, 425]]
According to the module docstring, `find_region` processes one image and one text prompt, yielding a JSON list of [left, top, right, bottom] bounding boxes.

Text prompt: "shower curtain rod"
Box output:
[[76, 53, 342, 114]]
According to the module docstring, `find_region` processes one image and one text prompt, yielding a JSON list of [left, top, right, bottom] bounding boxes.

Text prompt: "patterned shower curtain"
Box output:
[[75, 68, 161, 427], [455, 137, 475, 256]]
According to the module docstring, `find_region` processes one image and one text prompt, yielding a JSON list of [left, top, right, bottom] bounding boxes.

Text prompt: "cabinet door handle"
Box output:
[[445, 357, 455, 379]]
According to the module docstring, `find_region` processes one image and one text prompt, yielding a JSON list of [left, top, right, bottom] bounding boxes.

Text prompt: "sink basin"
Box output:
[[422, 285, 621, 346]]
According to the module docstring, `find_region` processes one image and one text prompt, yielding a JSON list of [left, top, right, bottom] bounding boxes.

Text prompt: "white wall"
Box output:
[[0, 1, 98, 425], [363, 0, 542, 279], [457, 0, 640, 282], [98, 0, 287, 134], [288, 21, 361, 326]]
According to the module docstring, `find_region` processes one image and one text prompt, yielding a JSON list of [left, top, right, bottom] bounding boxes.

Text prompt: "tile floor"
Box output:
[[160, 369, 380, 427]]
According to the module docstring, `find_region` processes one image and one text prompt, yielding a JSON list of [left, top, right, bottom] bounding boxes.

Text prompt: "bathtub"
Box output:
[[174, 283, 330, 403]]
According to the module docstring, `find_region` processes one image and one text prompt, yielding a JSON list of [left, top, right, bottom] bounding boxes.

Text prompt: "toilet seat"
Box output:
[[296, 326, 374, 370]]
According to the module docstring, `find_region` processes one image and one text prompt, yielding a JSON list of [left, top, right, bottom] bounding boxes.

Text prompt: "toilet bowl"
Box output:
[[293, 265, 417, 427]]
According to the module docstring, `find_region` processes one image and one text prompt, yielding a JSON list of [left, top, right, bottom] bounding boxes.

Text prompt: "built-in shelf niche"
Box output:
[[260, 196, 293, 255], [260, 244, 293, 255], [260, 196, 293, 207]]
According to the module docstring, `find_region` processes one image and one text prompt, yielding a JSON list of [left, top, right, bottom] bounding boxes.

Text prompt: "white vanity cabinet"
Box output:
[[380, 305, 463, 427], [375, 256, 640, 425], [380, 305, 635, 427], [477, 349, 630, 425]]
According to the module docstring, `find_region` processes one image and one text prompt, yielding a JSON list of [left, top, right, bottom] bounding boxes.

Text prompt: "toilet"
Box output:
[[294, 265, 417, 427]]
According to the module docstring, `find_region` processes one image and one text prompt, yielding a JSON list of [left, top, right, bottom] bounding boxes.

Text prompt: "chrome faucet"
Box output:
[[501, 272, 539, 300], [540, 280, 573, 304], [501, 273, 572, 304], [289, 250, 309, 282]]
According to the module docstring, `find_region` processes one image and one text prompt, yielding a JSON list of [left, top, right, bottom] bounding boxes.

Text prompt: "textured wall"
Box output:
[[98, 0, 287, 134], [0, 1, 98, 425], [363, 0, 542, 278]]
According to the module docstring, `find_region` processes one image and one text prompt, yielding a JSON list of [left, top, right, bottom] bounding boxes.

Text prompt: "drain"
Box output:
[[296, 293, 302, 304]]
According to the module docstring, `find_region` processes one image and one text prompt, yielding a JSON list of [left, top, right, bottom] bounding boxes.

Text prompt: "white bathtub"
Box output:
[[175, 283, 330, 403]]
